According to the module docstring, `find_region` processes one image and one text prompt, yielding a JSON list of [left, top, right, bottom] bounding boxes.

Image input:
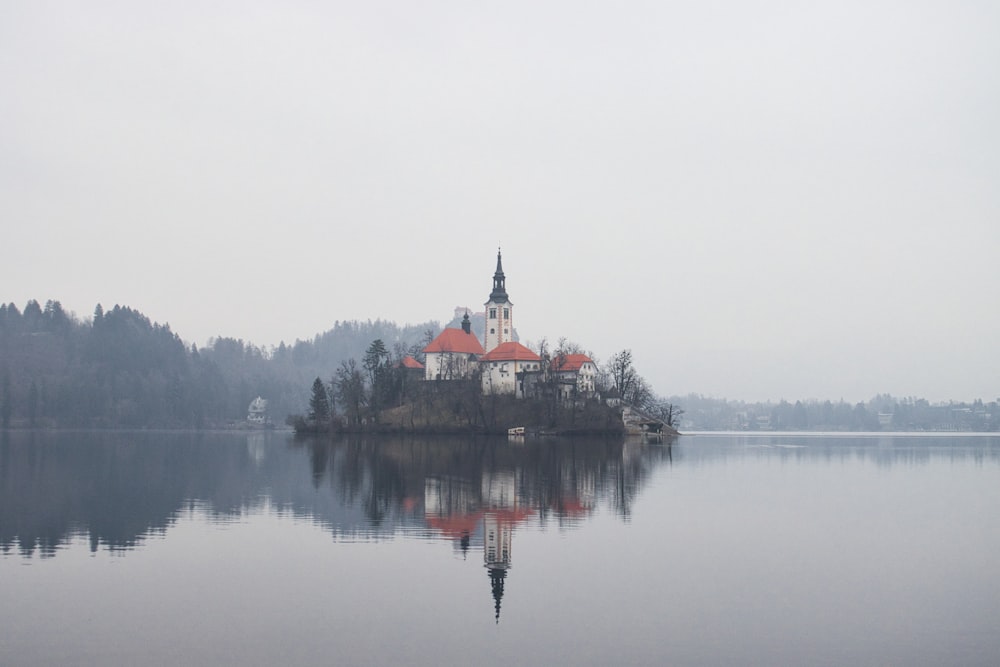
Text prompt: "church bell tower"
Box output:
[[483, 249, 513, 354]]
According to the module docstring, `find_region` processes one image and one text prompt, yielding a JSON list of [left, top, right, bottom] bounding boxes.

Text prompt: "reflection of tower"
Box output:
[[482, 469, 518, 622], [484, 512, 512, 623]]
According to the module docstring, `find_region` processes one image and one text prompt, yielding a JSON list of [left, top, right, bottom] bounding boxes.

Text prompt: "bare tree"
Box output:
[[645, 395, 685, 428], [630, 374, 653, 408], [335, 359, 366, 425], [606, 349, 637, 402]]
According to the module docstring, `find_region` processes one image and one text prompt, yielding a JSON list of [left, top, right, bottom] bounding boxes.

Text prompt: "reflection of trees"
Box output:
[[607, 440, 674, 519], [305, 436, 413, 526], [8, 430, 993, 561], [0, 430, 265, 557], [315, 435, 674, 527], [362, 443, 406, 526], [1, 431, 677, 559]]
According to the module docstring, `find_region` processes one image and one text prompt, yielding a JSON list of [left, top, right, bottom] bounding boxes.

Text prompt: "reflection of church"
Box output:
[[481, 471, 533, 623], [386, 437, 654, 624], [423, 470, 538, 622]]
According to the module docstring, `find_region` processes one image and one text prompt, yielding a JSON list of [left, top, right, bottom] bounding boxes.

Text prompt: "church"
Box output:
[[421, 250, 595, 400]]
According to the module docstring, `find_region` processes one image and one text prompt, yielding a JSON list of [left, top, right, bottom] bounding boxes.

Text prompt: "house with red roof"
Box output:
[[549, 353, 599, 401], [420, 250, 600, 404], [480, 341, 542, 397], [398, 355, 425, 371], [422, 313, 485, 380]]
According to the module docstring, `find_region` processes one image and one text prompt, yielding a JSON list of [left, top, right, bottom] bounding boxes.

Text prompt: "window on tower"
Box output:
[[489, 308, 497, 318], [503, 308, 509, 318]]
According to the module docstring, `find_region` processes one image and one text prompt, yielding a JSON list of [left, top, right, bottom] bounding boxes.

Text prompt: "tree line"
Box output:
[[671, 393, 999, 431], [1, 298, 673, 432], [0, 299, 436, 429]]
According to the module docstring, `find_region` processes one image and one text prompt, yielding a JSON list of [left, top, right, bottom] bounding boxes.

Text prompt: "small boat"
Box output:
[[507, 426, 526, 436]]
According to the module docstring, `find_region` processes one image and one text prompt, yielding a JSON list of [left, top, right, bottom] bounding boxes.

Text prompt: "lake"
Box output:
[[2, 430, 999, 666]]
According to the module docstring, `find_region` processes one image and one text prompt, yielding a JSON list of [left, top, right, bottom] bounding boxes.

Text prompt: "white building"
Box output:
[[549, 353, 598, 401], [480, 342, 542, 397], [483, 250, 513, 354], [422, 314, 485, 381], [247, 396, 268, 424]]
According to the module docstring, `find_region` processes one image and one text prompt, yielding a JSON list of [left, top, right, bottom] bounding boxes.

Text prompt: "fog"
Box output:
[[3, 1, 997, 402]]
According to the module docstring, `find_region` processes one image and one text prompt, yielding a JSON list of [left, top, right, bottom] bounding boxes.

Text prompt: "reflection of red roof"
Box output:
[[555, 497, 591, 517], [481, 342, 541, 362], [485, 508, 535, 525], [425, 512, 483, 539], [550, 353, 593, 372], [423, 329, 485, 355], [399, 355, 424, 369]]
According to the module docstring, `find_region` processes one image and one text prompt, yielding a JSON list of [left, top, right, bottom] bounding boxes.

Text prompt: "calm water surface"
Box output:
[[2, 431, 998, 666]]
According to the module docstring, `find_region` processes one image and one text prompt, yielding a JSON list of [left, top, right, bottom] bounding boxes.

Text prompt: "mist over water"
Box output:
[[2, 431, 998, 666]]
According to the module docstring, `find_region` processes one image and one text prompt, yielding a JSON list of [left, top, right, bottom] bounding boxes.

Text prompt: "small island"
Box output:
[[291, 250, 681, 438]]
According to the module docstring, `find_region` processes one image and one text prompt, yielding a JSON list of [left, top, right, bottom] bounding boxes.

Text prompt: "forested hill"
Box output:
[[0, 300, 438, 429]]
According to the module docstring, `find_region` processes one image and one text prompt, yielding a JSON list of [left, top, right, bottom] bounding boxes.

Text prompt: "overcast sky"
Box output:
[[3, 1, 998, 403]]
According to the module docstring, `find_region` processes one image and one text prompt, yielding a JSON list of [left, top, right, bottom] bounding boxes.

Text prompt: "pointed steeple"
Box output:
[[489, 566, 507, 623], [484, 248, 513, 353], [489, 248, 509, 303], [483, 511, 512, 623], [461, 310, 472, 334]]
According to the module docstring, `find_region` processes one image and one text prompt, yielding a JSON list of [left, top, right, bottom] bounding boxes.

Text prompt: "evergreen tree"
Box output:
[[308, 377, 330, 423], [363, 339, 391, 417]]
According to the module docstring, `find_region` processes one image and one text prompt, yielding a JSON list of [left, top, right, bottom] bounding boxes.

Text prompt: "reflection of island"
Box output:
[[414, 439, 658, 621], [0, 432, 670, 564], [6, 431, 996, 616]]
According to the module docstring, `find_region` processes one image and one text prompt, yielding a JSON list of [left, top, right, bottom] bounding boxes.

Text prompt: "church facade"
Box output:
[[421, 250, 595, 399]]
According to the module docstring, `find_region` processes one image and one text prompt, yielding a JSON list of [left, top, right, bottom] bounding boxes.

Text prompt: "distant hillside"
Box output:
[[0, 299, 438, 429], [670, 393, 999, 432]]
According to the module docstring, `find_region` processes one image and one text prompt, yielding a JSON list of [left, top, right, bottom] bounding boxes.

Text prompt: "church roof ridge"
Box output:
[[480, 341, 540, 362], [423, 328, 486, 355]]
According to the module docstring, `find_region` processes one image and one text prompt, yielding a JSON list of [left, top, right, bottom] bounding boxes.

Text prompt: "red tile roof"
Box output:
[[399, 355, 425, 369], [423, 328, 485, 355], [550, 353, 594, 372], [480, 341, 541, 362]]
